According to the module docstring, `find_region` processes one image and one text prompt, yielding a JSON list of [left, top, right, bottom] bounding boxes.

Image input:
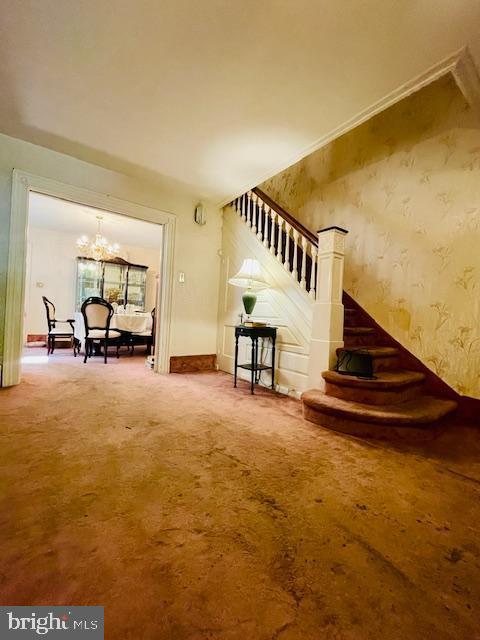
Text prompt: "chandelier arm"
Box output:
[[76, 215, 121, 261]]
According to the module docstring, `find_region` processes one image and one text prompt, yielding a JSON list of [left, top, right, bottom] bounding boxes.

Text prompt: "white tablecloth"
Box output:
[[74, 312, 152, 345], [111, 313, 152, 333]]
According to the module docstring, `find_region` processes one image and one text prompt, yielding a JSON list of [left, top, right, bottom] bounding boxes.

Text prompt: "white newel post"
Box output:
[[307, 226, 348, 389]]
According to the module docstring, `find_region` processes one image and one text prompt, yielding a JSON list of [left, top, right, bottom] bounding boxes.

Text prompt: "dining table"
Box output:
[[74, 311, 152, 353]]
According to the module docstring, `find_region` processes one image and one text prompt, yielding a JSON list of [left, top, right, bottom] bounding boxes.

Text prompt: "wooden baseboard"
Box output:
[[170, 354, 216, 373], [27, 334, 72, 348]]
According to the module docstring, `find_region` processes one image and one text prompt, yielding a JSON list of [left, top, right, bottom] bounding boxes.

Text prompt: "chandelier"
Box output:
[[76, 215, 120, 261]]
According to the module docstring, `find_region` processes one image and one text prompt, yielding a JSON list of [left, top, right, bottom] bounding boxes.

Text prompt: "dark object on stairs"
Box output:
[[336, 349, 374, 379]]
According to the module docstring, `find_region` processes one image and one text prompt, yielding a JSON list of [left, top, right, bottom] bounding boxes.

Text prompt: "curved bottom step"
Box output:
[[301, 391, 457, 441]]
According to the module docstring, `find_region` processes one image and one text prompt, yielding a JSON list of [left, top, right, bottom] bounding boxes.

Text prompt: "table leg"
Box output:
[[271, 336, 276, 390], [234, 335, 239, 387], [250, 337, 255, 395], [257, 338, 261, 383]]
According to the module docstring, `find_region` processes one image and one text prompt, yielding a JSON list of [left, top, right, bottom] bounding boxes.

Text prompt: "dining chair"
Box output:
[[129, 308, 156, 355], [42, 296, 77, 356], [81, 297, 122, 364]]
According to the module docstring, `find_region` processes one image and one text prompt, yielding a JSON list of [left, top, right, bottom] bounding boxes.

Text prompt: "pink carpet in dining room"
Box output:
[[1, 350, 480, 639]]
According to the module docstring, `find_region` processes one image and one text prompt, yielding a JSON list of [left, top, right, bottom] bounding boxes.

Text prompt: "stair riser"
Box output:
[[337, 354, 399, 372], [344, 316, 361, 328], [336, 347, 400, 372], [343, 335, 378, 347], [371, 356, 400, 372], [324, 381, 424, 405], [303, 405, 440, 441]]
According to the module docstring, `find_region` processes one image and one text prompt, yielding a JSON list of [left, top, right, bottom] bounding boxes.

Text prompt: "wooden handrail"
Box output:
[[252, 187, 318, 247]]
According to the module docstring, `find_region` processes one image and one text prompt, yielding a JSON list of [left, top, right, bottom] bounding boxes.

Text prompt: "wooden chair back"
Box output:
[[42, 296, 56, 331]]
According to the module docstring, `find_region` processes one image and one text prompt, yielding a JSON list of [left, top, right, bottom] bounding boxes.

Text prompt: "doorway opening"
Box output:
[[2, 171, 175, 387], [23, 192, 163, 372]]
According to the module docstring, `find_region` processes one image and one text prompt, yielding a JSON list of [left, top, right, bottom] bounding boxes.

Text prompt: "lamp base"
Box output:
[[242, 290, 257, 315]]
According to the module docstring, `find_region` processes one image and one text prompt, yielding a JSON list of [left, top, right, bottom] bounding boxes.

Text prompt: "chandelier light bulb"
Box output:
[[76, 235, 89, 249], [75, 216, 121, 261]]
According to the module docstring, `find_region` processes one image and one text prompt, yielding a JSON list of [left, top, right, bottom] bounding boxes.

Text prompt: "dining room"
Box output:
[[23, 192, 163, 370]]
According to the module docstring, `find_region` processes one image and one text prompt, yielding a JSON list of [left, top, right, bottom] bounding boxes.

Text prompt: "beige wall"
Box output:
[[25, 226, 161, 338], [0, 133, 222, 362], [261, 76, 480, 399]]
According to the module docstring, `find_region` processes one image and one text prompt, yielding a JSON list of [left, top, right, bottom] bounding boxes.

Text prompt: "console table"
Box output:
[[234, 325, 277, 394]]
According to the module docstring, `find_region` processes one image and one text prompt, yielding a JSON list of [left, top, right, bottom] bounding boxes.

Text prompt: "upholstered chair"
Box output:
[[80, 297, 122, 364]]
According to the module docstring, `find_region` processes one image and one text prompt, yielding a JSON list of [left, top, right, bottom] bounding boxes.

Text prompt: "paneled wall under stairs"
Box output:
[[216, 206, 314, 396]]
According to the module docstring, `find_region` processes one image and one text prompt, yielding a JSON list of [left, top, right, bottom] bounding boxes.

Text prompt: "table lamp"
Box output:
[[228, 258, 269, 316]]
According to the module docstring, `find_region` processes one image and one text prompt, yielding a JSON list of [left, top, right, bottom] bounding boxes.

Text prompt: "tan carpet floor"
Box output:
[[1, 350, 480, 639]]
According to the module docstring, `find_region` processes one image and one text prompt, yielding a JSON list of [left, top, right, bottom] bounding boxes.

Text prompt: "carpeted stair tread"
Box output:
[[344, 326, 376, 335], [323, 369, 425, 390], [336, 346, 399, 359], [301, 390, 457, 425]]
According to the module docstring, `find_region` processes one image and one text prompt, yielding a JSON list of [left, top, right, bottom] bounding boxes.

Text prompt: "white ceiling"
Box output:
[[1, 1, 480, 203], [29, 192, 162, 249]]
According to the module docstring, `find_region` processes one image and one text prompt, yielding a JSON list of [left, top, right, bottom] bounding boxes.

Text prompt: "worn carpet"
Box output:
[[0, 351, 479, 639]]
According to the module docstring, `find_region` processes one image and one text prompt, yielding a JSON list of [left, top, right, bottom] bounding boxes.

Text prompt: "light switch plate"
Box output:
[[178, 272, 185, 283]]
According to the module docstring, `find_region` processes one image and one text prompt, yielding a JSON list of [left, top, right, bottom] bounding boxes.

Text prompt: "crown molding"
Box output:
[[452, 46, 480, 119], [219, 46, 480, 207]]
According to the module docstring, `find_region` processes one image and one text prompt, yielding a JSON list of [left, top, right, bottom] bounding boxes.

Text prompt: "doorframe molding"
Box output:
[[2, 169, 176, 386], [221, 45, 480, 206]]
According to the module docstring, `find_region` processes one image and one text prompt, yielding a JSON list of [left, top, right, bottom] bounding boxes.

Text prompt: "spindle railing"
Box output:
[[230, 187, 318, 298]]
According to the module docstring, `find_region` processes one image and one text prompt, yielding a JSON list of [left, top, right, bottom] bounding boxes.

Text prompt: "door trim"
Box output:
[[2, 169, 176, 386]]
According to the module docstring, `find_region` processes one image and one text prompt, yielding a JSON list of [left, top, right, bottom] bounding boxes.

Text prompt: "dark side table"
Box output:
[[234, 325, 277, 394]]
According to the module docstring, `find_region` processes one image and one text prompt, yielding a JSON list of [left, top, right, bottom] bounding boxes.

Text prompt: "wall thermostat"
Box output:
[[194, 203, 206, 226]]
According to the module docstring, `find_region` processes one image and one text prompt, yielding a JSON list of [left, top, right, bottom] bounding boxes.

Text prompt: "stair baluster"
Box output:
[[251, 192, 257, 233], [263, 205, 270, 247], [276, 217, 283, 262], [284, 223, 291, 271], [247, 191, 253, 227], [292, 229, 299, 281], [300, 236, 307, 290], [257, 200, 264, 241], [269, 209, 276, 255]]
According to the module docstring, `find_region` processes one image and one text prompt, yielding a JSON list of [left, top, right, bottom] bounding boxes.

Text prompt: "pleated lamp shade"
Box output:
[[228, 258, 269, 290]]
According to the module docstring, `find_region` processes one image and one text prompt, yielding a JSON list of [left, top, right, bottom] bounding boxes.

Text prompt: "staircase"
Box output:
[[230, 189, 458, 439], [302, 303, 458, 440]]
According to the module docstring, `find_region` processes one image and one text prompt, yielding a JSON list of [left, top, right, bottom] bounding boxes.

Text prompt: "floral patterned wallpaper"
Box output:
[[261, 75, 480, 398]]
